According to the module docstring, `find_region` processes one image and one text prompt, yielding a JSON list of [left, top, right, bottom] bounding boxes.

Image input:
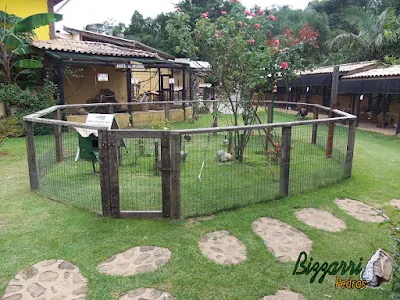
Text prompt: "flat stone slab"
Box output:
[[295, 208, 346, 232], [120, 288, 174, 300], [2, 260, 87, 300], [390, 199, 400, 209], [262, 289, 306, 300], [253, 217, 312, 262], [198, 230, 247, 265], [335, 198, 386, 222], [97, 246, 171, 276]]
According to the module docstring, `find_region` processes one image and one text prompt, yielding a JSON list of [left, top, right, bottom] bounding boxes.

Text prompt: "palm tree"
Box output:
[[327, 7, 388, 60]]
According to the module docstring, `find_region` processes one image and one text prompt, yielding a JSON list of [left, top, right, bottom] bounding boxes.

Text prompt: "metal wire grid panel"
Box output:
[[118, 137, 162, 211], [33, 111, 101, 213], [179, 129, 281, 217]]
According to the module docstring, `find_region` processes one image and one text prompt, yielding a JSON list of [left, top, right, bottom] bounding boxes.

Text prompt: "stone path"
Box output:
[[97, 246, 171, 276], [2, 260, 87, 300], [335, 198, 386, 222], [261, 289, 306, 300], [253, 217, 312, 262], [390, 199, 400, 209], [198, 230, 247, 265], [120, 288, 174, 300], [295, 208, 346, 232]]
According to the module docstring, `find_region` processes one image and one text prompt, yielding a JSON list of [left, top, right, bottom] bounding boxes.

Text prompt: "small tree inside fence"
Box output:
[[166, 2, 319, 161]]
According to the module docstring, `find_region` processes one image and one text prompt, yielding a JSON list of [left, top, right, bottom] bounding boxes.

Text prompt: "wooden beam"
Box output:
[[53, 109, 63, 162], [161, 132, 171, 218], [326, 66, 339, 158], [126, 68, 133, 125], [119, 211, 163, 219], [344, 120, 356, 178], [99, 130, 112, 217], [108, 132, 120, 218], [25, 121, 39, 191], [356, 94, 363, 127], [170, 133, 181, 219], [311, 107, 318, 144], [280, 126, 292, 196], [57, 61, 65, 104]]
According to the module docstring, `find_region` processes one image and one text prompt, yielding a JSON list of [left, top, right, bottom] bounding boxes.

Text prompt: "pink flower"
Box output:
[[251, 12, 257, 17], [249, 39, 256, 45], [214, 33, 219, 38], [232, 0, 237, 2], [201, 12, 208, 18], [238, 21, 243, 26], [176, 7, 182, 11], [281, 62, 289, 69], [221, 10, 227, 15], [258, 9, 265, 15], [254, 23, 261, 30], [269, 15, 276, 21], [245, 10, 250, 15], [274, 39, 280, 47]]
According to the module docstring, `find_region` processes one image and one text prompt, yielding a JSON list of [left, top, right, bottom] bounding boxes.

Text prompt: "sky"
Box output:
[[55, 0, 310, 32]]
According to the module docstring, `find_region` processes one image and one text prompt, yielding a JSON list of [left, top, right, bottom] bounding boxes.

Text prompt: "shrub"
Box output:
[[0, 79, 58, 135], [0, 116, 25, 147]]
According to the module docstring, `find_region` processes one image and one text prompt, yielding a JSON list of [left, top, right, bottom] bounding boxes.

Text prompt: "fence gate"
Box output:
[[98, 130, 181, 219]]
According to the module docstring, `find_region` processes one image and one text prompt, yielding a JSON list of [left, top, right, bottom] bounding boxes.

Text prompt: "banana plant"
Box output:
[[0, 11, 62, 83]]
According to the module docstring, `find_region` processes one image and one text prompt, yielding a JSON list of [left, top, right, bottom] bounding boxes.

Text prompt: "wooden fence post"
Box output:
[[108, 131, 120, 218], [311, 107, 318, 144], [165, 102, 170, 121], [99, 130, 112, 217], [170, 133, 181, 219], [53, 109, 63, 162], [326, 66, 339, 158], [344, 120, 357, 178], [25, 121, 39, 191], [280, 126, 292, 196], [212, 100, 218, 128], [161, 131, 171, 218]]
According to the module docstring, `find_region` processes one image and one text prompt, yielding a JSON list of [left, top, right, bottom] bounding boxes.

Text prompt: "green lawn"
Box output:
[[0, 115, 399, 299]]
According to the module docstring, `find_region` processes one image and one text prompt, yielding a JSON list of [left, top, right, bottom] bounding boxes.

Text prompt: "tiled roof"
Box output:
[[342, 65, 400, 79], [300, 61, 376, 75], [63, 26, 175, 60], [32, 39, 161, 59]]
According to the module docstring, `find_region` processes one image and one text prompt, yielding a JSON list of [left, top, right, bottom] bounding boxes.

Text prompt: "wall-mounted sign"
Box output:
[[169, 78, 175, 84], [97, 73, 109, 81], [115, 63, 145, 69], [360, 94, 364, 101]]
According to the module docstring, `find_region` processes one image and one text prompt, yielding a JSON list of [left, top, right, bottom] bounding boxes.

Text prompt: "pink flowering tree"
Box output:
[[167, 1, 318, 161]]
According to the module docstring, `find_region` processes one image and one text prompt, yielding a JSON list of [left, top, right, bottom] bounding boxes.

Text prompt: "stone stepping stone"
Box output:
[[198, 230, 247, 265], [120, 288, 174, 300], [295, 208, 346, 232], [2, 260, 87, 300], [261, 289, 306, 300], [390, 199, 400, 209], [252, 217, 312, 262], [97, 246, 171, 276], [335, 198, 386, 222]]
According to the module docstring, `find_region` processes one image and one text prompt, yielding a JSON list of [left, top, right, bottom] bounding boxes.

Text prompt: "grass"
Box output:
[[0, 113, 399, 299]]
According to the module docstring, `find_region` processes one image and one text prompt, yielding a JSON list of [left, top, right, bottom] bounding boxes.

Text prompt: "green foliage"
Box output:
[[389, 217, 400, 299], [0, 116, 25, 147], [150, 119, 171, 130], [0, 78, 58, 135], [0, 11, 62, 83]]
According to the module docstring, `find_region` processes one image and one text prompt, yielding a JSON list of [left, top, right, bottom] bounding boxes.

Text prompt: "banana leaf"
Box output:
[[11, 13, 62, 34], [13, 59, 42, 69]]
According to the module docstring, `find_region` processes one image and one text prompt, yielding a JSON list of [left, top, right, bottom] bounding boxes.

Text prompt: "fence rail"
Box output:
[[24, 100, 356, 219]]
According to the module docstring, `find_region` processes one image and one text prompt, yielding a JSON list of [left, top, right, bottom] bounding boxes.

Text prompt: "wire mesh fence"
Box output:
[[32, 112, 102, 213], [24, 100, 356, 219]]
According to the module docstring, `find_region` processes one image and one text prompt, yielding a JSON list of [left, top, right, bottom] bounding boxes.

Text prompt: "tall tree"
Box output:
[[327, 7, 390, 60]]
